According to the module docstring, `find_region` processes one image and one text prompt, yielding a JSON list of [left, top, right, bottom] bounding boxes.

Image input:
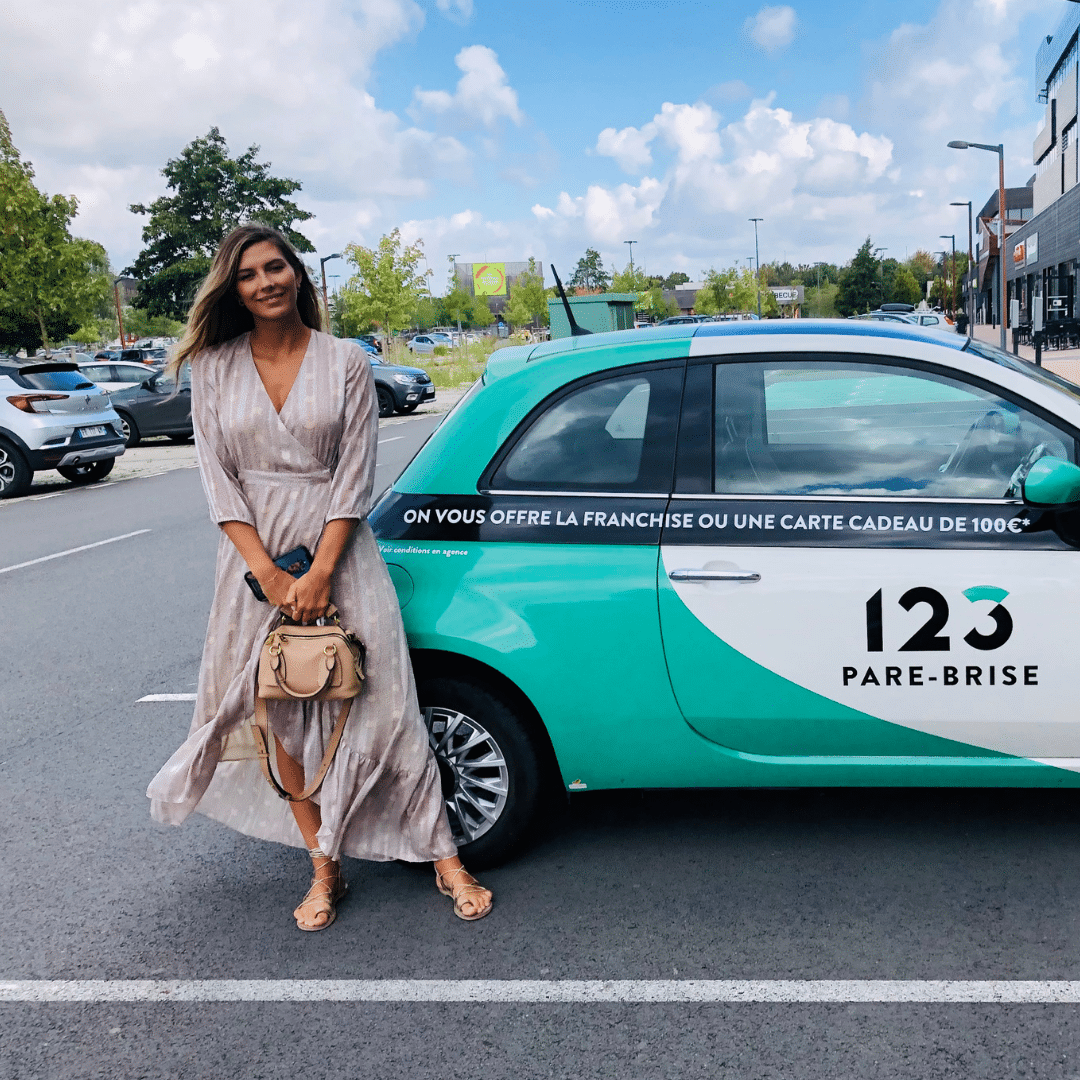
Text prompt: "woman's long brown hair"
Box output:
[[168, 224, 322, 378]]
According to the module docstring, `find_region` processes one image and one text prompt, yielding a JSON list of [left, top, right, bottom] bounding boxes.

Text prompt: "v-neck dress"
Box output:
[[146, 331, 457, 863]]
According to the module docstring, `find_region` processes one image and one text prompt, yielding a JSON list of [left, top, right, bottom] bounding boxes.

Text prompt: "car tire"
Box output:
[[167, 433, 193, 444], [57, 458, 114, 485], [0, 438, 32, 499], [116, 411, 140, 447], [416, 676, 544, 868], [397, 402, 419, 414], [376, 387, 395, 419]]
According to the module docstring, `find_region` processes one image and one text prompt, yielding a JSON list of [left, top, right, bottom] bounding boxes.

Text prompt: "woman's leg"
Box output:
[[274, 736, 342, 930], [434, 856, 493, 920]]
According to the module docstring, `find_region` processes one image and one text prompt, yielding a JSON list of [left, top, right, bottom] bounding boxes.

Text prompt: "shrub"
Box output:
[[433, 345, 449, 356]]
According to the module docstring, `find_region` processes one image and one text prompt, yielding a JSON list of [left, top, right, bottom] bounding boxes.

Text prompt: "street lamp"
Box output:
[[948, 139, 1006, 349], [319, 253, 341, 332], [749, 218, 763, 317], [950, 201, 974, 338], [939, 234, 956, 317], [448, 253, 462, 345], [624, 240, 637, 276]]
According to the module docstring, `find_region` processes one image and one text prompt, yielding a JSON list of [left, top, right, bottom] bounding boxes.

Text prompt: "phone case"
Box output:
[[244, 546, 314, 602]]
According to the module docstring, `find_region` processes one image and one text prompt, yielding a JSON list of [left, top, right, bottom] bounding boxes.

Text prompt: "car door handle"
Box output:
[[668, 569, 761, 583]]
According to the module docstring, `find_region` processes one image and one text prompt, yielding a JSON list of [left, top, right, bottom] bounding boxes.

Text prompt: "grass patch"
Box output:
[[385, 334, 531, 388]]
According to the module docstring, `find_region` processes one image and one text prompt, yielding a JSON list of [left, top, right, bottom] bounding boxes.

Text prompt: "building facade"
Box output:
[[1001, 5, 1080, 326]]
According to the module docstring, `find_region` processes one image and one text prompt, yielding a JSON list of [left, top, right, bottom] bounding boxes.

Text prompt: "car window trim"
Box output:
[[670, 493, 1025, 505], [484, 489, 673, 499], [675, 350, 1080, 496], [478, 357, 687, 495]]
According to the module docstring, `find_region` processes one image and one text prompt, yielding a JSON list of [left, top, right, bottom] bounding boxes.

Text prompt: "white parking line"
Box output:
[[377, 436, 405, 445], [137, 694, 197, 702], [2, 980, 1080, 1003], [0, 529, 152, 575]]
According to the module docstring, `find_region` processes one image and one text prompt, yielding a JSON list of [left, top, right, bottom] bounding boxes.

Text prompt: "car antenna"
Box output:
[[550, 265, 592, 336]]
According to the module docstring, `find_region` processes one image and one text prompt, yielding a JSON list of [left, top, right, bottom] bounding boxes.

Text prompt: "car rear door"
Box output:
[[657, 349, 1080, 765]]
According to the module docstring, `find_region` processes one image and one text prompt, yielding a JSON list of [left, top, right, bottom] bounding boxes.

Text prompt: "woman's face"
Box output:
[[235, 240, 302, 321]]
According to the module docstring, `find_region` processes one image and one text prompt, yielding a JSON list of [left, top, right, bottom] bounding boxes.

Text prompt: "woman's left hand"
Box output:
[[284, 567, 332, 624]]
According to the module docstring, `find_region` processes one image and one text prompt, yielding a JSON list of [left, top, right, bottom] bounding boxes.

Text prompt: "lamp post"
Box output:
[[624, 240, 637, 276], [948, 140, 1006, 349], [939, 234, 956, 317], [319, 253, 341, 333], [933, 251, 948, 310], [749, 218, 763, 317], [950, 201, 974, 337], [448, 253, 462, 346]]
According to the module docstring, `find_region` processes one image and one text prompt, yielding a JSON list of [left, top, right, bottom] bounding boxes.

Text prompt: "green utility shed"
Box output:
[[547, 292, 638, 339]]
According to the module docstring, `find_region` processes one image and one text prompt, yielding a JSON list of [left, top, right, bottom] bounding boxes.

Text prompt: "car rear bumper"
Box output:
[[27, 436, 126, 470]]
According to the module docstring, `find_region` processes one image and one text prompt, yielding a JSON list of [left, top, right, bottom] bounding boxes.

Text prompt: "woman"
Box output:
[[147, 224, 491, 930]]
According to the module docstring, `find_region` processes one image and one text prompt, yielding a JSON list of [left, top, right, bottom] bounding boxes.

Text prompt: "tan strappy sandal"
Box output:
[[295, 847, 348, 932], [435, 865, 492, 922]]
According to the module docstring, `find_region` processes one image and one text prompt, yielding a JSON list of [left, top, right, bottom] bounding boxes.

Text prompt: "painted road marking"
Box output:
[[137, 694, 197, 702], [377, 436, 405, 445], [5, 980, 1080, 1003], [0, 529, 152, 575]]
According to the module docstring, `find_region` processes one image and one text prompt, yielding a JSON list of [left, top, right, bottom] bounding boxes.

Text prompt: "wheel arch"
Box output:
[[410, 647, 566, 802]]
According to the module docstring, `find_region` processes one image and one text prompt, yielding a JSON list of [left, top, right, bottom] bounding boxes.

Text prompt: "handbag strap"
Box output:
[[251, 696, 353, 803]]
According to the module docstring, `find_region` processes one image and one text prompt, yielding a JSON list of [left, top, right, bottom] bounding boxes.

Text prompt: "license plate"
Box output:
[[78, 426, 107, 438]]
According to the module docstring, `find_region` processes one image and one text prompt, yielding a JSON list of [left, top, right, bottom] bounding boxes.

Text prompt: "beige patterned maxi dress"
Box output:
[[147, 330, 457, 863]]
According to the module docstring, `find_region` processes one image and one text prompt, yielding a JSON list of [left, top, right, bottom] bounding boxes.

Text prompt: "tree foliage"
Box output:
[[504, 258, 550, 328], [127, 128, 313, 320], [337, 229, 428, 340], [695, 265, 777, 316], [0, 110, 111, 351], [835, 238, 884, 317], [890, 266, 921, 306], [662, 271, 690, 289], [567, 248, 611, 293], [609, 262, 675, 320]]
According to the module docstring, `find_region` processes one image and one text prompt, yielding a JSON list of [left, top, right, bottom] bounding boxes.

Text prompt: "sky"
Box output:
[[0, 0, 1068, 289]]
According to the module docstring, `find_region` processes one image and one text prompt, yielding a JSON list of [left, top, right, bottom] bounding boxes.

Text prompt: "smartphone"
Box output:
[[244, 546, 314, 602]]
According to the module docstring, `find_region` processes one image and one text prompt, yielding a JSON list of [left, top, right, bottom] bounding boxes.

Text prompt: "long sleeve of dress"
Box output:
[[191, 354, 257, 528], [324, 344, 378, 524]]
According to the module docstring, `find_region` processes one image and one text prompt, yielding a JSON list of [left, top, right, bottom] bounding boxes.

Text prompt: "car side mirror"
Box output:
[[1021, 456, 1080, 508], [142, 379, 155, 391]]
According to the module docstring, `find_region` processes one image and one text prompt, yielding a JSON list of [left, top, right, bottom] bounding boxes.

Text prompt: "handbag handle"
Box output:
[[277, 602, 339, 627], [268, 641, 338, 699]]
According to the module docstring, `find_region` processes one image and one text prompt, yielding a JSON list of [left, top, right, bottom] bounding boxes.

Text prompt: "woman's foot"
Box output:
[[294, 847, 347, 931], [434, 857, 492, 921]]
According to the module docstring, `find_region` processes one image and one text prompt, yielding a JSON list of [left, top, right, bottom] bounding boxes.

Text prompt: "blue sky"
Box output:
[[0, 0, 1065, 287]]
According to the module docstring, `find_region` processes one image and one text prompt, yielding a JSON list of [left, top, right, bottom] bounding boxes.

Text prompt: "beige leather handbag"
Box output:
[[252, 605, 366, 802]]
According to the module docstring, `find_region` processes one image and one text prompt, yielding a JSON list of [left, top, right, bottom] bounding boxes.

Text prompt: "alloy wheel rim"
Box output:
[[424, 706, 509, 845], [0, 448, 13, 490]]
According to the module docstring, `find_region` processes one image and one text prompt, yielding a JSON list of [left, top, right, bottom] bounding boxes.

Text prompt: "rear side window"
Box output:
[[488, 365, 683, 492]]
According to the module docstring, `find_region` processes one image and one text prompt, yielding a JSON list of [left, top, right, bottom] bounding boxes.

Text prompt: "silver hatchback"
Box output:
[[0, 361, 126, 498]]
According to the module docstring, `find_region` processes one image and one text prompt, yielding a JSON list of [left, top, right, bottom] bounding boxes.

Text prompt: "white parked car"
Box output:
[[79, 361, 160, 392]]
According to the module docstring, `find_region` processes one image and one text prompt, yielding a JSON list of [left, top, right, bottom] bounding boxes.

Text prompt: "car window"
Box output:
[[16, 367, 95, 391], [490, 366, 683, 492], [83, 365, 115, 382], [712, 359, 1075, 499]]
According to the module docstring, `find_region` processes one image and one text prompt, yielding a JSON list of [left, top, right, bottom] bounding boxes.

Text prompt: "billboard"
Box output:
[[473, 263, 507, 296]]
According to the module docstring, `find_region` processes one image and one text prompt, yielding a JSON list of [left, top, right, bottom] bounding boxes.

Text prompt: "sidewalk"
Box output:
[[971, 323, 1080, 385]]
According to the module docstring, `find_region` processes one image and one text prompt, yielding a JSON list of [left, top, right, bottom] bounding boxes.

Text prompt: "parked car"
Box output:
[[78, 360, 164, 391], [407, 334, 441, 355], [370, 355, 435, 417], [655, 314, 714, 326], [108, 368, 193, 447], [370, 318, 1080, 863], [358, 333, 383, 354], [0, 360, 125, 497]]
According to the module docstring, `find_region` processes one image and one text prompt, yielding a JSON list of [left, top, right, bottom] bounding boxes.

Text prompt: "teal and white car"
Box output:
[[371, 320, 1080, 864]]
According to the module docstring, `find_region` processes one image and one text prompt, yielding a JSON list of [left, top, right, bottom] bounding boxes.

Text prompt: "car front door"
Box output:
[[657, 352, 1080, 765]]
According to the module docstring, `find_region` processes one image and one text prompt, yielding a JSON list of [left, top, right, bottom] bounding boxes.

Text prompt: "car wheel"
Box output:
[[376, 387, 395, 419], [417, 676, 544, 867], [57, 458, 114, 485], [0, 438, 32, 499], [116, 411, 140, 447], [167, 432, 193, 444], [397, 402, 419, 414]]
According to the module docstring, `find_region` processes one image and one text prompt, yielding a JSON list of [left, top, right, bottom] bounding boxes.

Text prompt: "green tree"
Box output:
[[835, 238, 882, 317], [695, 265, 762, 315], [662, 271, 690, 289], [567, 248, 611, 292], [503, 258, 550, 329], [0, 110, 111, 351], [127, 128, 313, 320], [889, 266, 921, 306], [337, 229, 428, 341]]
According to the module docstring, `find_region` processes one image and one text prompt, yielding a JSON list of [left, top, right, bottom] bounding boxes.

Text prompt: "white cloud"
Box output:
[[595, 124, 655, 173], [411, 44, 524, 129], [745, 5, 797, 52], [435, 0, 474, 21]]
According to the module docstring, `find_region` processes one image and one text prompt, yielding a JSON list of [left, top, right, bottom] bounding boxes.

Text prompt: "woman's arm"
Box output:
[[285, 518, 357, 622], [220, 520, 296, 610]]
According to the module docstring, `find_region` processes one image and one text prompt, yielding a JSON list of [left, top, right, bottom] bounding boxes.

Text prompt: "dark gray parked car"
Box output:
[[369, 355, 435, 418], [108, 369, 193, 447]]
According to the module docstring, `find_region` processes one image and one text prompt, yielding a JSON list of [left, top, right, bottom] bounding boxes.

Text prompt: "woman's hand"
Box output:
[[258, 566, 300, 611], [284, 566, 332, 624]]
